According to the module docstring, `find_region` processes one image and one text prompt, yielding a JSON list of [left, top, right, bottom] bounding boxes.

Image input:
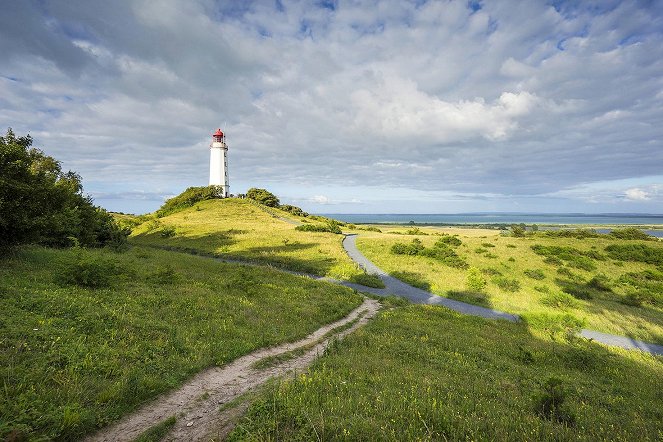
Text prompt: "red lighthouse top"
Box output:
[[212, 128, 224, 142]]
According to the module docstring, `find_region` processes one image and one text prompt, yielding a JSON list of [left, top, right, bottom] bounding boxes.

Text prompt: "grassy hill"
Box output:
[[356, 228, 663, 343], [0, 246, 362, 440], [129, 198, 375, 284]]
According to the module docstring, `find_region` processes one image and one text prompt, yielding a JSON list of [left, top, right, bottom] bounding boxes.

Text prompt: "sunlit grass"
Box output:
[[230, 304, 663, 441], [357, 229, 663, 343], [130, 198, 365, 280], [0, 246, 362, 440]]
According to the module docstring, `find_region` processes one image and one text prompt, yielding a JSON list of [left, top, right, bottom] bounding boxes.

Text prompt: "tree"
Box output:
[[246, 187, 280, 207], [0, 128, 127, 249]]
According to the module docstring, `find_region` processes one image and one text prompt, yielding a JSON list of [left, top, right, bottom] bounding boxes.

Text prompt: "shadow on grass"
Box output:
[[390, 271, 431, 291], [447, 291, 492, 308]]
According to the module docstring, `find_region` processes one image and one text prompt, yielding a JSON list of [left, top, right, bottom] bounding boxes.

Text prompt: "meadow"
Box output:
[[355, 227, 663, 343], [129, 198, 376, 284], [0, 246, 362, 440], [229, 303, 663, 441]]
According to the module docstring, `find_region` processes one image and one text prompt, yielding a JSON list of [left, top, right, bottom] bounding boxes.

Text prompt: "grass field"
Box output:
[[129, 198, 370, 282], [355, 228, 663, 343], [0, 246, 362, 440], [229, 303, 663, 441]]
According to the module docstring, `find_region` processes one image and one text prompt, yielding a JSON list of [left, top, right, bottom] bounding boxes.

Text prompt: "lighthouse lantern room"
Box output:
[[209, 128, 229, 196]]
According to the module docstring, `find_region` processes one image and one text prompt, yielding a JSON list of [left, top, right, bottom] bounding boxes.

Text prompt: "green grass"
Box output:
[[356, 229, 663, 343], [129, 198, 368, 281], [0, 246, 362, 441], [133, 416, 176, 442], [228, 305, 663, 441]]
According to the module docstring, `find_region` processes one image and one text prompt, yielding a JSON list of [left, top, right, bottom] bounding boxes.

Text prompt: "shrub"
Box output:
[[149, 265, 179, 284], [481, 267, 502, 276], [474, 248, 488, 254], [511, 224, 526, 237], [391, 238, 425, 255], [587, 274, 611, 291], [617, 270, 663, 306], [531, 245, 597, 271], [404, 227, 427, 235], [605, 244, 663, 265], [544, 229, 600, 239], [543, 256, 563, 266], [506, 244, 517, 248], [436, 235, 462, 247], [466, 267, 487, 292], [348, 273, 385, 289], [295, 222, 342, 234], [246, 188, 280, 207], [156, 186, 223, 217], [279, 204, 309, 217], [609, 227, 655, 241], [524, 269, 546, 280], [481, 242, 496, 248], [534, 378, 576, 425], [493, 276, 521, 292], [57, 253, 123, 288], [160, 226, 176, 238], [620, 292, 644, 307], [540, 291, 580, 310], [363, 226, 382, 233]]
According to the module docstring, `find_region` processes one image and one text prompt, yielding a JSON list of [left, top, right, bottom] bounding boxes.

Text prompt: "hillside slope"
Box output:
[[130, 198, 366, 280]]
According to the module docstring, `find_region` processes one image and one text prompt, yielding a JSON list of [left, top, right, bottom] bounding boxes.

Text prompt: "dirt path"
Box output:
[[86, 298, 380, 442]]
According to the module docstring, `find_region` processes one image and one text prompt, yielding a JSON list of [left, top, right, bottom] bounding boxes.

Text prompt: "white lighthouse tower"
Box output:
[[209, 128, 229, 197]]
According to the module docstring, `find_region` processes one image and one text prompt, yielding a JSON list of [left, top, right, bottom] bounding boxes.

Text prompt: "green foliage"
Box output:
[[466, 267, 487, 292], [481, 242, 496, 248], [540, 291, 580, 310], [618, 270, 663, 307], [295, 221, 342, 234], [348, 273, 385, 289], [134, 416, 177, 442], [391, 238, 468, 269], [246, 188, 280, 207], [531, 245, 597, 271], [279, 204, 309, 217], [493, 276, 521, 292], [511, 224, 527, 237], [56, 251, 126, 288], [544, 229, 600, 239], [363, 226, 382, 233], [524, 269, 546, 280], [0, 128, 128, 250], [609, 227, 655, 241], [534, 378, 576, 425], [156, 186, 223, 217], [587, 274, 611, 291], [605, 243, 663, 266], [402, 227, 427, 235], [436, 235, 462, 247], [160, 225, 176, 238]]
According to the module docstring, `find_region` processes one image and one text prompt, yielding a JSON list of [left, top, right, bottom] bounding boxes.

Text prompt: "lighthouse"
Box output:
[[209, 128, 229, 197]]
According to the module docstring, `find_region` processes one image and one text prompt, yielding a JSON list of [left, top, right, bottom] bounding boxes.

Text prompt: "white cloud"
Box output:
[[624, 188, 650, 201]]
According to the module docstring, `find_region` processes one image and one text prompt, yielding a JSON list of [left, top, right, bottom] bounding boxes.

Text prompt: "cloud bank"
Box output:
[[1, 0, 662, 213]]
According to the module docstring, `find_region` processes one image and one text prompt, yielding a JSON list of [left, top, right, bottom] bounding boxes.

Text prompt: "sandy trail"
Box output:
[[85, 298, 380, 442]]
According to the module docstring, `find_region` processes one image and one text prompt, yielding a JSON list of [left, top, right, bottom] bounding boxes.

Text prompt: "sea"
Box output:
[[321, 213, 663, 238]]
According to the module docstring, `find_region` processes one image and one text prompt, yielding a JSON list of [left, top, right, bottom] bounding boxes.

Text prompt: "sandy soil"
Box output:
[[85, 298, 380, 442]]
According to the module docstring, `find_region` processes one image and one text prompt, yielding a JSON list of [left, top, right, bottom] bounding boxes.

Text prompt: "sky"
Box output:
[[1, 0, 663, 215]]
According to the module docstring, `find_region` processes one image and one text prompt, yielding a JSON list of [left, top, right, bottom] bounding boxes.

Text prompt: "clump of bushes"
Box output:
[[466, 267, 487, 292], [160, 226, 176, 238], [544, 229, 600, 239], [531, 245, 598, 271], [493, 276, 521, 292], [157, 186, 224, 217], [534, 378, 576, 425], [148, 265, 179, 285], [609, 227, 655, 241], [540, 291, 580, 310], [437, 235, 462, 246], [57, 252, 125, 288], [481, 242, 496, 248], [246, 188, 280, 207], [295, 221, 342, 234], [390, 238, 468, 269], [524, 269, 546, 280], [363, 226, 382, 233], [618, 269, 663, 307], [605, 244, 663, 266], [279, 204, 309, 217]]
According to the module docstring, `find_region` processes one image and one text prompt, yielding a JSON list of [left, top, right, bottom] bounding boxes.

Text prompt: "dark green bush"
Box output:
[[534, 378, 576, 425], [605, 244, 663, 265], [524, 269, 546, 280], [157, 186, 223, 217], [348, 273, 385, 289], [148, 265, 179, 285], [160, 226, 176, 238], [57, 253, 123, 288], [481, 242, 496, 248], [544, 229, 600, 239], [279, 204, 309, 217], [391, 238, 425, 255], [540, 291, 579, 310], [391, 238, 468, 269], [617, 270, 663, 306], [246, 188, 280, 207], [609, 227, 655, 241], [436, 235, 462, 247], [587, 274, 611, 291], [531, 245, 597, 271], [295, 222, 342, 234], [0, 128, 128, 250], [363, 226, 382, 233], [493, 277, 521, 292]]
